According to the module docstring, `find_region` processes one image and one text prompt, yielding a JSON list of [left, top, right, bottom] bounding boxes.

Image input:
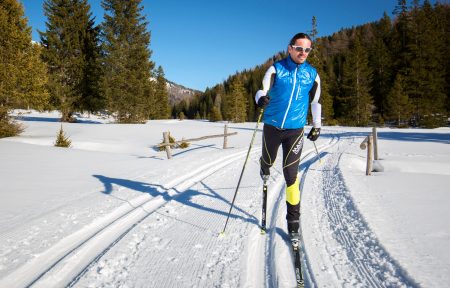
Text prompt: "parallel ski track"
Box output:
[[265, 130, 414, 288], [318, 137, 417, 287], [0, 147, 260, 288], [265, 131, 340, 288]]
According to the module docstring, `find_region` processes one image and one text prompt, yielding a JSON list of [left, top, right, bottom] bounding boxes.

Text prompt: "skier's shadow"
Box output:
[[93, 175, 259, 228]]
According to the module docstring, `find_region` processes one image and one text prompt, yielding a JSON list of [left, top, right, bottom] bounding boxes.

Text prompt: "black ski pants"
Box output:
[[260, 124, 304, 232]]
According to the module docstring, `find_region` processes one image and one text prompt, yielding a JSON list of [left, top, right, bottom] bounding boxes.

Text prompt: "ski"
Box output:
[[292, 237, 305, 288], [260, 179, 268, 234]]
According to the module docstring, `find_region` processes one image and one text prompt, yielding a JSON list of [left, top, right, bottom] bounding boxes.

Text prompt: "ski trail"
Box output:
[[262, 133, 339, 288], [303, 135, 417, 287], [73, 149, 265, 287], [0, 148, 257, 288]]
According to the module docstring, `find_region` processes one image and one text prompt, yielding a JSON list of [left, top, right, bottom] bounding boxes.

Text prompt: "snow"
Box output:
[[1, 110, 449, 287]]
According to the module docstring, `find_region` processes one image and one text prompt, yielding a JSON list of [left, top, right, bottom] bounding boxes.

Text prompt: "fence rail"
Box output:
[[158, 124, 237, 159]]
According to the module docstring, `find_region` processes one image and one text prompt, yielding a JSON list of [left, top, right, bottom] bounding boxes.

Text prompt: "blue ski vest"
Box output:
[[263, 56, 318, 129]]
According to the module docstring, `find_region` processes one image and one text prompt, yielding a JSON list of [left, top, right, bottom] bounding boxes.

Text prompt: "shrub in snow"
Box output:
[[178, 140, 190, 149], [158, 133, 190, 150], [0, 107, 23, 138], [54, 125, 71, 148]]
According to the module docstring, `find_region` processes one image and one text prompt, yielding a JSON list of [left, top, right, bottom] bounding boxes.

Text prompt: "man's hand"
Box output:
[[257, 96, 270, 108], [307, 127, 320, 141]]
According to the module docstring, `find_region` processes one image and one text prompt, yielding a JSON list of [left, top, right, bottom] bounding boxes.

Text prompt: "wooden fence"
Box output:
[[157, 124, 237, 159], [360, 127, 379, 175]]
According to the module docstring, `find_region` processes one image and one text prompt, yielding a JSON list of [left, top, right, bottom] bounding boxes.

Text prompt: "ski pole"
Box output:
[[313, 141, 322, 164], [220, 109, 264, 236]]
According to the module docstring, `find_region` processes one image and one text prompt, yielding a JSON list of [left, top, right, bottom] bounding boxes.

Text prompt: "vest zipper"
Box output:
[[295, 66, 302, 100], [281, 66, 298, 128]]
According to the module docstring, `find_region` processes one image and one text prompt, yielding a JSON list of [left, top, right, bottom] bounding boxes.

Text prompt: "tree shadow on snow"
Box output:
[[14, 115, 103, 124], [93, 175, 259, 229], [14, 115, 61, 122], [323, 130, 450, 144], [376, 131, 450, 144]]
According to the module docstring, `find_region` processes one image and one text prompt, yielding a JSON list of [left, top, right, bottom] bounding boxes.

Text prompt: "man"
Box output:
[[255, 32, 321, 241]]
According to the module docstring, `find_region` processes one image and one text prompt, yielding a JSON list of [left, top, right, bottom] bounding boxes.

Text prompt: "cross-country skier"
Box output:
[[255, 32, 321, 242]]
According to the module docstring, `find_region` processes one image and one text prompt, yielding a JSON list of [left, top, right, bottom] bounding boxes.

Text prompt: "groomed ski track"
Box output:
[[1, 148, 257, 287], [0, 129, 417, 287], [300, 132, 417, 288]]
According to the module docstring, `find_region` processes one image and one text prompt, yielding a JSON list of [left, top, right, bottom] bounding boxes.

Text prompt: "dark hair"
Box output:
[[289, 33, 312, 45]]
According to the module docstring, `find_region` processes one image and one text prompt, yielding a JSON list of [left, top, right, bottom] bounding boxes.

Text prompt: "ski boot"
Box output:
[[259, 157, 270, 181], [289, 232, 300, 248], [288, 221, 300, 248]]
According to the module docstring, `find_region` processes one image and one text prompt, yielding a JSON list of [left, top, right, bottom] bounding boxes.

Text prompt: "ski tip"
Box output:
[[218, 231, 225, 238], [260, 229, 266, 235]]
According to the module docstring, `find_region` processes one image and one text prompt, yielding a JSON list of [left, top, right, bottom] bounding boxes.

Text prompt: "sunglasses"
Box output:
[[291, 45, 313, 53]]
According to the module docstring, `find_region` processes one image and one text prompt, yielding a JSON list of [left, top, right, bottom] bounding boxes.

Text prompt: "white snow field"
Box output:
[[0, 110, 449, 288]]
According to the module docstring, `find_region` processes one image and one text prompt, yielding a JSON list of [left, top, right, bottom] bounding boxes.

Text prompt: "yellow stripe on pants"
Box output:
[[286, 177, 300, 205]]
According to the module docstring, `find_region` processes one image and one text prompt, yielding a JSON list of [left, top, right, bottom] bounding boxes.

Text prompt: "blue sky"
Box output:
[[21, 0, 407, 91]]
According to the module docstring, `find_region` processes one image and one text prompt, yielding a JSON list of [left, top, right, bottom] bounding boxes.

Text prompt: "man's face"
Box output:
[[288, 38, 312, 64]]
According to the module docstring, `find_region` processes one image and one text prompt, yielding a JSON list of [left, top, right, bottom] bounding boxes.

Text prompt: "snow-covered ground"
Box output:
[[1, 110, 449, 288]]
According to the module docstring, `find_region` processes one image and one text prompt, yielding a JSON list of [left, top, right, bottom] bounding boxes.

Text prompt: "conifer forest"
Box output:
[[1, 0, 449, 139], [174, 0, 449, 128]]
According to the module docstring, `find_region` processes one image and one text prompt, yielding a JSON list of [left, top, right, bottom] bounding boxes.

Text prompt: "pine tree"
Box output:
[[407, 0, 446, 127], [210, 93, 223, 122], [101, 0, 155, 123], [0, 0, 48, 136], [54, 124, 72, 147], [307, 16, 334, 124], [385, 73, 411, 126], [310, 16, 318, 40], [17, 42, 50, 110], [370, 13, 394, 119], [78, 18, 103, 114], [40, 0, 100, 122], [210, 106, 222, 122], [0, 0, 30, 108], [224, 76, 247, 122], [154, 66, 169, 119], [341, 34, 373, 126], [435, 2, 450, 115], [392, 0, 410, 76]]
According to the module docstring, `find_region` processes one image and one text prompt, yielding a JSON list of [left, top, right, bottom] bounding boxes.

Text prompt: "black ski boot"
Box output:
[[259, 157, 270, 181], [288, 221, 300, 247]]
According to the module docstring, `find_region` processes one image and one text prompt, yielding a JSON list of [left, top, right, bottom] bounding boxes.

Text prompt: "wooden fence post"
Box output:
[[372, 126, 378, 160], [360, 135, 373, 176], [163, 131, 172, 159], [223, 124, 228, 149], [366, 135, 373, 175]]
